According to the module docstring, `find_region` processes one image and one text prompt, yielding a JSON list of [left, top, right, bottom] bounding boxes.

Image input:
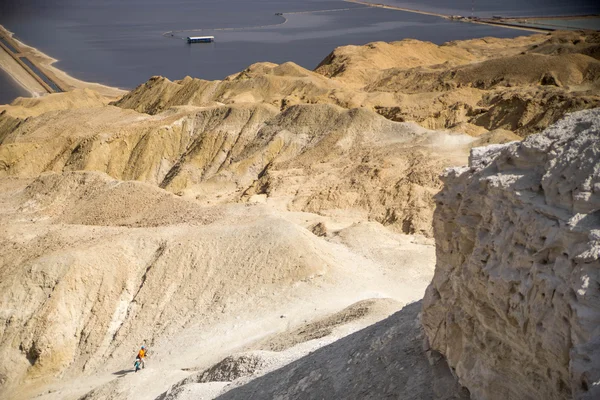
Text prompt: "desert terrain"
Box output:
[[0, 29, 598, 400]]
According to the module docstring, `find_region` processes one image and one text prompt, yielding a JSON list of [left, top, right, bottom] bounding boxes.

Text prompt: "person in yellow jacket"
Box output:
[[136, 345, 147, 369]]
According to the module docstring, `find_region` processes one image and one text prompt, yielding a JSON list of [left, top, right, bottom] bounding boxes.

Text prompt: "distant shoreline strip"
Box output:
[[161, 0, 577, 40], [345, 0, 598, 32], [163, 6, 371, 39]]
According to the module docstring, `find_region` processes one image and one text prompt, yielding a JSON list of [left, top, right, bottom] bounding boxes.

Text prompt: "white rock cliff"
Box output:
[[423, 109, 600, 400]]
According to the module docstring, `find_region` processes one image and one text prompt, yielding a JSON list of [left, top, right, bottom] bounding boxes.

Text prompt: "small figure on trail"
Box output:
[[134, 345, 146, 372]]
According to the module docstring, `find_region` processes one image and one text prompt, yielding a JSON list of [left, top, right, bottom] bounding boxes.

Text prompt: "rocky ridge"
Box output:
[[423, 109, 600, 400]]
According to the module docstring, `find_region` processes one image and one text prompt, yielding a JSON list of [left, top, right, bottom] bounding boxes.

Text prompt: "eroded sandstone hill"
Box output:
[[0, 172, 334, 392], [0, 98, 469, 236], [1, 31, 598, 237], [423, 109, 600, 400]]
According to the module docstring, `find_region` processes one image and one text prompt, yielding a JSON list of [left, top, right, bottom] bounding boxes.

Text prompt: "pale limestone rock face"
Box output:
[[423, 109, 600, 400]]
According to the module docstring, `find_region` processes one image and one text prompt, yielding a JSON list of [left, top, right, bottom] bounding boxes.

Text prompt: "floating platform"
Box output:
[[187, 36, 214, 43]]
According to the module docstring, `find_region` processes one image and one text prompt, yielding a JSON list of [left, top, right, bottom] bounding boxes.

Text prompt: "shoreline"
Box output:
[[0, 46, 46, 98], [344, 0, 599, 32], [0, 25, 126, 102]]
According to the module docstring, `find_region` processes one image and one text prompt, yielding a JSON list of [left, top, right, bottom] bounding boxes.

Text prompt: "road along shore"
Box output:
[[0, 25, 126, 102], [343, 0, 590, 33], [0, 43, 46, 97], [0, 27, 72, 94]]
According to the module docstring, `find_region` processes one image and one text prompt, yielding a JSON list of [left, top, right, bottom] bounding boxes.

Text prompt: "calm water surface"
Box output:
[[1, 0, 597, 103]]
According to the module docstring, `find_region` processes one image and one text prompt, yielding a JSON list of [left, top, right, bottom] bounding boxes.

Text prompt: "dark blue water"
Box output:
[[1, 0, 595, 103]]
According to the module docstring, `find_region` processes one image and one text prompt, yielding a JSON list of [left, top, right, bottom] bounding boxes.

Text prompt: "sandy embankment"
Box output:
[[0, 46, 46, 97], [0, 25, 126, 100]]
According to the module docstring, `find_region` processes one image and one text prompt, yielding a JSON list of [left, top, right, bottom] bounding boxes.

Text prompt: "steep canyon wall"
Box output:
[[423, 109, 600, 400]]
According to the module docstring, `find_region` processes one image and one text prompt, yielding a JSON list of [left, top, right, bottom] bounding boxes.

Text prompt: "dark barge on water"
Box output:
[[187, 36, 215, 43]]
